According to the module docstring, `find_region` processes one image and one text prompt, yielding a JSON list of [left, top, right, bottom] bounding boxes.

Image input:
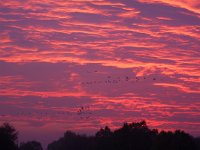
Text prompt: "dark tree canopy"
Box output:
[[47, 120, 199, 150], [154, 130, 197, 150], [48, 131, 95, 150], [19, 141, 43, 150], [0, 123, 18, 150], [0, 121, 199, 150], [111, 120, 159, 150], [195, 137, 200, 150]]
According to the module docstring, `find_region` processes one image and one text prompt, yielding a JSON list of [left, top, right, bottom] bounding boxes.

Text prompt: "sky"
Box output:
[[0, 0, 200, 147]]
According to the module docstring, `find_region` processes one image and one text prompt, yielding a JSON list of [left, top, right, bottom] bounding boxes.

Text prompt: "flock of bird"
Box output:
[[0, 106, 93, 120], [0, 69, 171, 121], [81, 75, 164, 86], [77, 105, 93, 119]]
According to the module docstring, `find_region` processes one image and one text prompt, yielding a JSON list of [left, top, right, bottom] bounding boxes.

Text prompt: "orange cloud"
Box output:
[[138, 0, 200, 15]]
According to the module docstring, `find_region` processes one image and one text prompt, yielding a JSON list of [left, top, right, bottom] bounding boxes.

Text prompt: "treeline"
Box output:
[[0, 121, 200, 150]]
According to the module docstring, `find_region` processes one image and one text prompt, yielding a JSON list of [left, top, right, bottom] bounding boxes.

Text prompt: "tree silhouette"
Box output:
[[48, 131, 95, 150], [0, 121, 200, 150], [113, 120, 158, 150], [0, 123, 18, 150], [46, 121, 200, 150], [19, 141, 43, 150], [153, 130, 197, 150], [95, 126, 113, 150], [195, 137, 200, 150], [1, 121, 198, 150]]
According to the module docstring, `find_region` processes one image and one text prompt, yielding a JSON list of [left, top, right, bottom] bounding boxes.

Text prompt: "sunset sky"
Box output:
[[0, 0, 200, 147]]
